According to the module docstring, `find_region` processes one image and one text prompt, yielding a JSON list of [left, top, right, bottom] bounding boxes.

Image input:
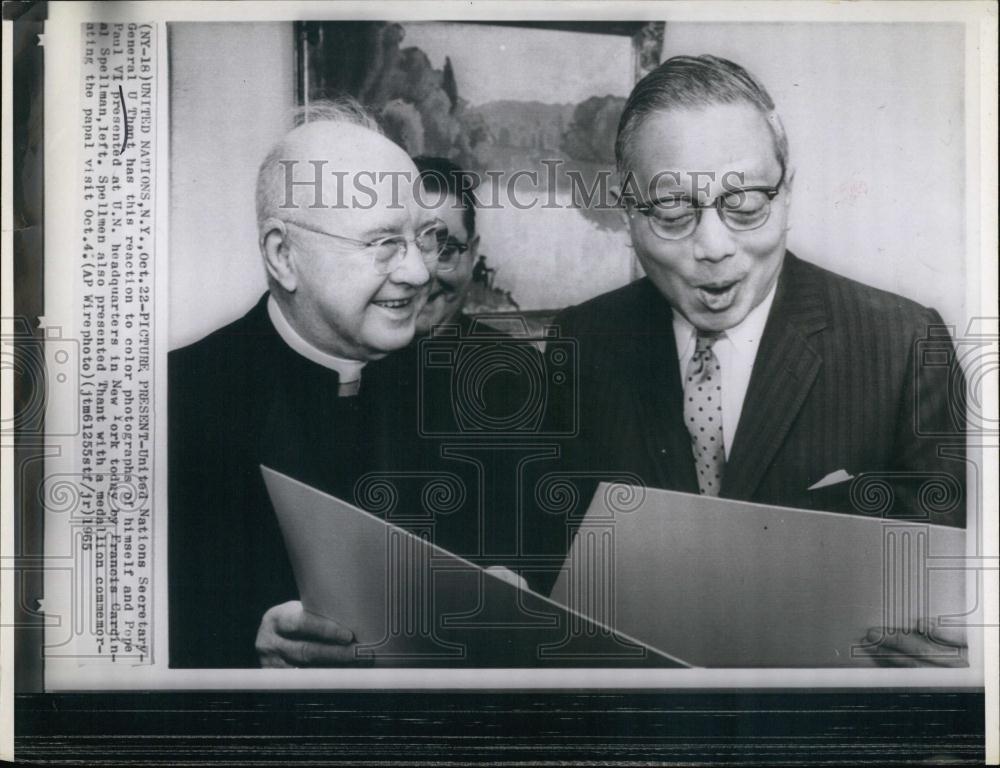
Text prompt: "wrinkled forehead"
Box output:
[[284, 166, 426, 236], [626, 103, 783, 197], [275, 122, 424, 233]]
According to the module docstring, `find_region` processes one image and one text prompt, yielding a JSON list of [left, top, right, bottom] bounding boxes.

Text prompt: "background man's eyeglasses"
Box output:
[[627, 174, 784, 241], [434, 237, 471, 273], [283, 219, 448, 275]]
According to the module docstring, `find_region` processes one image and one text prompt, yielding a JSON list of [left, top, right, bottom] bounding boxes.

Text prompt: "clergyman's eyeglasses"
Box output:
[[283, 218, 448, 275]]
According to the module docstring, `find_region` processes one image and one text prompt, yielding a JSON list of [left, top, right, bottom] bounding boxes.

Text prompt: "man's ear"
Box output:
[[778, 167, 795, 234], [260, 218, 298, 292], [782, 166, 795, 211], [611, 184, 632, 230]]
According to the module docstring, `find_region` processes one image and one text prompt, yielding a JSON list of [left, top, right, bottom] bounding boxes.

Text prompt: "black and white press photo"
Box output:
[[3, 1, 996, 764], [163, 17, 978, 674]]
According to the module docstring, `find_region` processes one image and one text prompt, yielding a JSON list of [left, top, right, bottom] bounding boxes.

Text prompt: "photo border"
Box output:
[[2, 0, 996, 763]]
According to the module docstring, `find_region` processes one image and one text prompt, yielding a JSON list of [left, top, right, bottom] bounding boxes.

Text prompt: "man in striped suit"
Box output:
[[525, 55, 967, 663]]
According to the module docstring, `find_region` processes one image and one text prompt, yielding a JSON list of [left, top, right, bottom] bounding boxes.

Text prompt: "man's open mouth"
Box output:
[[695, 280, 740, 311]]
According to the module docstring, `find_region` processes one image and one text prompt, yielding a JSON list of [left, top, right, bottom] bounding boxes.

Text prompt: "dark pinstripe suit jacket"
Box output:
[[535, 252, 966, 546]]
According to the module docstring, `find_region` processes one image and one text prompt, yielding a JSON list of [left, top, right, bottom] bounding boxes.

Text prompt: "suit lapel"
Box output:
[[628, 280, 700, 493], [721, 253, 828, 500]]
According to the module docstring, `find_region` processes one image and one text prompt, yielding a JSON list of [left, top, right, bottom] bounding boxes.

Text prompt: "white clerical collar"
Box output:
[[672, 277, 778, 359], [267, 295, 366, 385]]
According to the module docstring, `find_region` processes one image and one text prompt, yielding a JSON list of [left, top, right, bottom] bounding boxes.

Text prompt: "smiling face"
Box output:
[[625, 103, 791, 333], [415, 192, 477, 334], [263, 123, 433, 361]]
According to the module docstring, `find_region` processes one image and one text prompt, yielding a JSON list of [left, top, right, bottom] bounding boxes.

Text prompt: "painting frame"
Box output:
[[294, 20, 664, 319]]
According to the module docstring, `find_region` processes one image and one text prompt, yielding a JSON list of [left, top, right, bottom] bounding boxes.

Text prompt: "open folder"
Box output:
[[551, 483, 967, 667], [263, 467, 966, 668], [261, 466, 687, 668]]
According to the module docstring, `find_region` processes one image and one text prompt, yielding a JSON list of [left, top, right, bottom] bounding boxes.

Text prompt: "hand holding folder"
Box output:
[[550, 483, 966, 667], [262, 466, 965, 668], [255, 600, 361, 668]]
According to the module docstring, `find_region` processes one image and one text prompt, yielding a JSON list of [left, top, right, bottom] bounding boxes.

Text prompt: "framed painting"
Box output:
[[297, 21, 664, 323]]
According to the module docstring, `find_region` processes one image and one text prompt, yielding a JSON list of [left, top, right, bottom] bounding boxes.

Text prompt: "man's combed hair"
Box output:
[[255, 97, 384, 225], [413, 156, 478, 237], [615, 55, 789, 176]]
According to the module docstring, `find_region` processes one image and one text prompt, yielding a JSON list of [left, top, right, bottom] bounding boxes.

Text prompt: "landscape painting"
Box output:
[[298, 21, 663, 317]]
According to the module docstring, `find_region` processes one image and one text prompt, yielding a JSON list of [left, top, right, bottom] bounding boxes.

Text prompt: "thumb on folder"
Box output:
[[255, 600, 365, 668], [857, 618, 967, 668], [485, 565, 530, 591]]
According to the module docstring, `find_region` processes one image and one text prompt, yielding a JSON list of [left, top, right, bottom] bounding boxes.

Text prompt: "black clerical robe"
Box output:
[[171, 296, 450, 666], [169, 297, 527, 667]]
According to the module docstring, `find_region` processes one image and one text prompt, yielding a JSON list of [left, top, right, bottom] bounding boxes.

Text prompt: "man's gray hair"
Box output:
[[615, 55, 789, 176], [255, 97, 384, 225]]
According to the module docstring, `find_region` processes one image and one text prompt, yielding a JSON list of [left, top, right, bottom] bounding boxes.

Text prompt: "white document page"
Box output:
[[262, 466, 688, 668], [550, 484, 967, 667]]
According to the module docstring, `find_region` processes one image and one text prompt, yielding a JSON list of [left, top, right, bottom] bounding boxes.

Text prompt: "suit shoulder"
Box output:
[[167, 298, 277, 420], [793, 257, 944, 332], [169, 299, 269, 375], [553, 279, 658, 336]]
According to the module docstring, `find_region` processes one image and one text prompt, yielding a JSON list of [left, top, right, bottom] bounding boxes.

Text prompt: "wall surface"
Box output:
[[660, 22, 967, 329], [169, 22, 295, 349], [168, 22, 969, 347]]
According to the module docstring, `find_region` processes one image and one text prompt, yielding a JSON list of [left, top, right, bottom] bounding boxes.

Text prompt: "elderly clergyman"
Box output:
[[168, 102, 445, 668], [527, 56, 967, 660]]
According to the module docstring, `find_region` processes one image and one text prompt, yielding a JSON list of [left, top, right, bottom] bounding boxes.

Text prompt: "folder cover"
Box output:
[[262, 466, 688, 668], [550, 483, 967, 667]]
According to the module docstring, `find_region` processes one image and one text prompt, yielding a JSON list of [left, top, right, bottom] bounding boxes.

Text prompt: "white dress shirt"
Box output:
[[672, 282, 778, 459], [268, 295, 366, 396]]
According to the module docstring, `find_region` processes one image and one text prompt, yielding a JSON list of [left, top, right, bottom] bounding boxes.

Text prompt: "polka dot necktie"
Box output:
[[683, 332, 725, 495]]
